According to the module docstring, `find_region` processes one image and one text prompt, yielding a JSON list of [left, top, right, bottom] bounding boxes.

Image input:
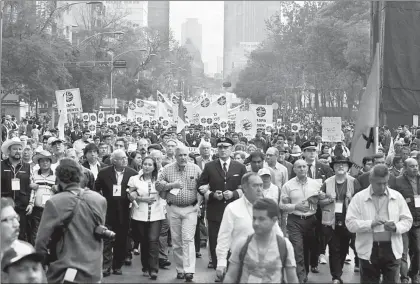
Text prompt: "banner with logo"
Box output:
[[291, 123, 301, 132], [155, 91, 174, 121], [88, 123, 96, 133], [82, 113, 89, 121], [55, 88, 83, 114], [250, 104, 273, 130], [106, 114, 115, 125], [89, 113, 97, 123], [235, 110, 257, 140], [322, 117, 342, 142], [97, 111, 105, 123]]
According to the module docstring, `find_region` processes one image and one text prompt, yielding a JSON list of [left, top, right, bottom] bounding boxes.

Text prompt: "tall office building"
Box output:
[[181, 18, 203, 56], [102, 1, 148, 28], [223, 1, 281, 83], [147, 1, 170, 35]]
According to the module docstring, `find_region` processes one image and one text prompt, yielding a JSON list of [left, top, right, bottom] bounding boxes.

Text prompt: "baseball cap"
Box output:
[[2, 240, 43, 271], [258, 168, 271, 177]]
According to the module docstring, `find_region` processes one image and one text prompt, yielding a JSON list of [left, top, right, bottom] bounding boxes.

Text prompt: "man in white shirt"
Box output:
[[215, 172, 283, 281], [73, 130, 92, 157], [346, 164, 412, 283], [264, 147, 288, 189]]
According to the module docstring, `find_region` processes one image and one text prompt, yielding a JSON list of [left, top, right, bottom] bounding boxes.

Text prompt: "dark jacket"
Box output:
[[70, 131, 82, 143], [81, 160, 107, 173], [1, 159, 31, 209], [357, 171, 395, 194], [389, 173, 420, 226], [94, 166, 137, 227], [198, 159, 247, 222], [35, 188, 107, 283]]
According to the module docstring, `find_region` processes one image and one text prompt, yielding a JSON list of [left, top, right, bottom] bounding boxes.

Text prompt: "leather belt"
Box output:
[[167, 200, 198, 208], [290, 214, 315, 220], [372, 241, 391, 247]]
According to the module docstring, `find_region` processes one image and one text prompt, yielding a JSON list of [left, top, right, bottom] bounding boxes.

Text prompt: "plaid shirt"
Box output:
[[156, 162, 202, 206]]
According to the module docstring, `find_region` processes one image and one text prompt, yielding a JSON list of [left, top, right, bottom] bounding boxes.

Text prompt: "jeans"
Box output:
[[323, 225, 351, 281], [131, 219, 161, 273], [167, 205, 198, 274], [401, 232, 409, 281], [159, 215, 170, 261], [16, 207, 31, 243], [359, 242, 400, 284], [408, 226, 420, 277], [287, 214, 317, 283]]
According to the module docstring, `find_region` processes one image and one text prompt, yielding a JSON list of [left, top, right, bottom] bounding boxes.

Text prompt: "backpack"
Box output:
[[236, 233, 288, 284]]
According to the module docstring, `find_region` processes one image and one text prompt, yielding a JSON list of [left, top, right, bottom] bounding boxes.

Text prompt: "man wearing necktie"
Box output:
[[197, 137, 247, 274], [292, 141, 334, 273]]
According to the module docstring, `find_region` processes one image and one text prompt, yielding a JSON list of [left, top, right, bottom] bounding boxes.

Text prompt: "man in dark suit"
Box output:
[[94, 149, 138, 277], [292, 141, 334, 272], [197, 137, 247, 275], [70, 124, 82, 143], [81, 143, 107, 180]]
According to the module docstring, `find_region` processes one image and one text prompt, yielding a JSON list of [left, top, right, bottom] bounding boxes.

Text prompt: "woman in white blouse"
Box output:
[[127, 157, 165, 280]]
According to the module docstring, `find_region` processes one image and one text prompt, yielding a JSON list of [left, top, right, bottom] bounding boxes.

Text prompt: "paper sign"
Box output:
[[11, 178, 20, 191], [322, 117, 342, 142], [113, 185, 122, 197], [335, 202, 343, 213], [170, 188, 180, 196], [415, 196, 420, 208]]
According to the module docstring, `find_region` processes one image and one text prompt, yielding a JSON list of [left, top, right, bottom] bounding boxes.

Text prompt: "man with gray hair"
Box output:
[[156, 146, 203, 282], [346, 164, 412, 283], [196, 141, 212, 170], [95, 149, 138, 277]]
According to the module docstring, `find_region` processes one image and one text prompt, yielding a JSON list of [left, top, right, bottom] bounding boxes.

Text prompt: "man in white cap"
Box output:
[[1, 138, 32, 243], [1, 240, 46, 283]]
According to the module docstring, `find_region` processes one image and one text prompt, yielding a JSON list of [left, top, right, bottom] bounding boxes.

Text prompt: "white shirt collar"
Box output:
[[220, 157, 231, 170]]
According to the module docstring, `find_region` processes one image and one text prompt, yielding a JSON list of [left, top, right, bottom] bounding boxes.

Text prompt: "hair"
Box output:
[[253, 198, 279, 219], [199, 141, 212, 149], [241, 172, 259, 187], [369, 164, 389, 180], [371, 153, 385, 163], [277, 133, 286, 140], [392, 155, 403, 166], [175, 145, 189, 155], [115, 137, 127, 149], [141, 156, 158, 181], [233, 144, 246, 152], [130, 150, 142, 159], [1, 197, 15, 211], [55, 158, 83, 184], [362, 156, 373, 166], [148, 144, 163, 152], [404, 158, 417, 168], [239, 137, 248, 144], [82, 129, 90, 135], [110, 149, 127, 163], [267, 147, 279, 156], [64, 148, 77, 158], [233, 151, 247, 160], [249, 151, 265, 161], [83, 143, 99, 157]]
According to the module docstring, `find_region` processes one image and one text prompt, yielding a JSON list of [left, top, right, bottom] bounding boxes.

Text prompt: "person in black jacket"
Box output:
[[1, 138, 32, 243], [197, 137, 247, 276]]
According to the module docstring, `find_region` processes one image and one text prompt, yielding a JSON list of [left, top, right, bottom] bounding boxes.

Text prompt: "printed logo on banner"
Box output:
[[98, 112, 104, 120], [213, 123, 219, 129], [65, 92, 73, 102], [240, 119, 253, 131], [136, 100, 144, 108], [82, 113, 89, 121], [220, 121, 227, 129], [136, 117, 142, 123], [90, 114, 97, 122], [89, 124, 96, 132], [151, 120, 157, 126], [128, 102, 136, 110], [206, 118, 213, 125], [291, 124, 299, 132], [217, 96, 226, 106], [107, 117, 114, 124], [162, 120, 169, 127], [114, 115, 121, 123], [256, 107, 266, 117], [201, 117, 207, 124], [171, 96, 179, 105], [201, 98, 210, 108]]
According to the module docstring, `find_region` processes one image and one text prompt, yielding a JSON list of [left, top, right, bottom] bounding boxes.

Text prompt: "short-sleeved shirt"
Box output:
[[229, 232, 296, 283]]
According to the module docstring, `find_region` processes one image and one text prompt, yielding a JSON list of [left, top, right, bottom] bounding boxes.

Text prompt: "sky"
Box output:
[[170, 1, 224, 75]]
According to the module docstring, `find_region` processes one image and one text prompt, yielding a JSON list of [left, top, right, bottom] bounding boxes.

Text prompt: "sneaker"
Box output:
[[354, 266, 360, 272], [134, 249, 139, 255], [345, 254, 351, 263], [319, 254, 327, 264]]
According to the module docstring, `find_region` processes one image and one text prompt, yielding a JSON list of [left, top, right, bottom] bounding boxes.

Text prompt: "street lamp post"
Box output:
[[110, 49, 147, 114]]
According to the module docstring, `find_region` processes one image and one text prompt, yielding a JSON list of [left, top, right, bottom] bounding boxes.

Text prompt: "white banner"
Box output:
[[82, 113, 89, 121], [291, 123, 301, 132], [322, 117, 342, 142], [89, 113, 97, 123], [114, 114, 122, 125], [235, 110, 257, 140], [97, 111, 105, 123], [55, 88, 83, 114], [250, 104, 273, 130], [106, 115, 115, 125]]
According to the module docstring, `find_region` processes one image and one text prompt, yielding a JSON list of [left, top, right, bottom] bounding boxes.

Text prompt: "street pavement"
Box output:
[[103, 245, 360, 283]]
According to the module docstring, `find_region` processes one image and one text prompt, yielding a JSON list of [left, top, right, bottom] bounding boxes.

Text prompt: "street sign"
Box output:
[[113, 60, 127, 68]]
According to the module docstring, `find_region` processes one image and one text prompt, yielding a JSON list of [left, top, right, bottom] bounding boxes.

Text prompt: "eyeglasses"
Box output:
[[1, 215, 20, 224]]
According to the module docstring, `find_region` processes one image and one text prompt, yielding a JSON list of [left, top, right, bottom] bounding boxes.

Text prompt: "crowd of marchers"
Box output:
[[2, 113, 420, 284]]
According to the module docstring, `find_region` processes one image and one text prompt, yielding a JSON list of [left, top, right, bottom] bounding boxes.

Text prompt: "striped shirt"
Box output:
[[156, 162, 202, 206], [30, 169, 56, 208]]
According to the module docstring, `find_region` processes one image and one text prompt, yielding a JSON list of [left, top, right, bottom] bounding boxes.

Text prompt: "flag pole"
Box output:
[[374, 42, 380, 153]]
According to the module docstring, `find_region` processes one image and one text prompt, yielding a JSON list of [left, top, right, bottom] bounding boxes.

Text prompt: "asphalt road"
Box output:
[[103, 245, 360, 283]]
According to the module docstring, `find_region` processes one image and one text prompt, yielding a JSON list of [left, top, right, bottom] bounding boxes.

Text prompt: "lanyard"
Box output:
[[10, 163, 23, 179]]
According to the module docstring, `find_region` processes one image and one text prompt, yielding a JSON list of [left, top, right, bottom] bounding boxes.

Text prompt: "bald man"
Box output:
[[280, 159, 322, 284]]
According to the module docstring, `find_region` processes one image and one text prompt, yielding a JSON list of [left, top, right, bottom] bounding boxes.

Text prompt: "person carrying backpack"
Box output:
[[223, 198, 298, 283]]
